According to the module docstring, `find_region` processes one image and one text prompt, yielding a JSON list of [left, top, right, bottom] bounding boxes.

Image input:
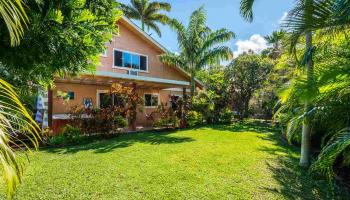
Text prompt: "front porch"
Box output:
[[49, 73, 193, 134]]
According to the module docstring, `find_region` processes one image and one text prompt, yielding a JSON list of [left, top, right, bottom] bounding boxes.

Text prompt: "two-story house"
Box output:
[[48, 17, 203, 133]]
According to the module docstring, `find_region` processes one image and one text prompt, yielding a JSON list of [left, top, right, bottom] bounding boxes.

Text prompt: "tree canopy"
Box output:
[[0, 0, 122, 91]]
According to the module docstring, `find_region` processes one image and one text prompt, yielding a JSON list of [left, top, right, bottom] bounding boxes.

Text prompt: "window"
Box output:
[[144, 94, 158, 107], [114, 50, 147, 71], [67, 91, 74, 100], [101, 49, 107, 57]]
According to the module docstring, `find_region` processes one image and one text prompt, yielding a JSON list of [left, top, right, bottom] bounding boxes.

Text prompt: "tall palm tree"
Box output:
[[240, 0, 315, 167], [120, 0, 171, 37], [159, 7, 234, 98], [0, 0, 40, 198]]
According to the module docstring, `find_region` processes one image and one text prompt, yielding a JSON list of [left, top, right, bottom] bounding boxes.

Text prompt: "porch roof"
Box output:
[[55, 71, 199, 90]]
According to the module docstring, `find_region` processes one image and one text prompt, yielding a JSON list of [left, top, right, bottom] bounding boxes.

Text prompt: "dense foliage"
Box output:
[[226, 53, 273, 119], [0, 0, 122, 94]]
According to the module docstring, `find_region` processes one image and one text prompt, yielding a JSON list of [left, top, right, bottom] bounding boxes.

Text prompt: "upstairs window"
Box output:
[[114, 50, 147, 71]]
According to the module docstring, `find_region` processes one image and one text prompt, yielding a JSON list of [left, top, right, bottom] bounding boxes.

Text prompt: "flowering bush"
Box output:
[[69, 105, 127, 135]]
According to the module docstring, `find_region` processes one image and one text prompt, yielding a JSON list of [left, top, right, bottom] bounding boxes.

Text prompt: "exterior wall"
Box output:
[[98, 21, 189, 82], [52, 82, 182, 127], [52, 82, 110, 114]]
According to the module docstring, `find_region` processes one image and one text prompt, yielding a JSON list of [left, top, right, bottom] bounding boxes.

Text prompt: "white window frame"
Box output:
[[144, 93, 159, 108], [96, 90, 110, 109], [112, 48, 148, 72]]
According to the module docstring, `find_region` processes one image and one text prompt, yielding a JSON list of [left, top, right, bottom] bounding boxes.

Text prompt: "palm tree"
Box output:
[[264, 30, 286, 59], [120, 0, 171, 37], [160, 7, 234, 99], [240, 0, 315, 167], [0, 0, 40, 198]]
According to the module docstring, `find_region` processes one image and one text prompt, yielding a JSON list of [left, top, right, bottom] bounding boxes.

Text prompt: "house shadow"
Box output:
[[258, 132, 349, 200], [43, 130, 194, 154]]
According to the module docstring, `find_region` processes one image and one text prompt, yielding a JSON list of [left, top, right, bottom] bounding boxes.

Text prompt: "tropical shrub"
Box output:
[[187, 111, 203, 127], [61, 125, 82, 143], [47, 135, 67, 147], [147, 103, 179, 128], [46, 125, 82, 146], [219, 108, 234, 124]]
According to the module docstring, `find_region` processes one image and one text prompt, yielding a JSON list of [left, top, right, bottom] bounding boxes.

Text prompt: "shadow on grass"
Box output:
[[259, 132, 349, 200], [197, 119, 278, 134], [44, 130, 194, 154]]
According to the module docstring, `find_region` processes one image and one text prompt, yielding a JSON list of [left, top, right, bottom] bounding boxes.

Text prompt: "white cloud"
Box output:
[[233, 34, 268, 57], [279, 12, 288, 24]]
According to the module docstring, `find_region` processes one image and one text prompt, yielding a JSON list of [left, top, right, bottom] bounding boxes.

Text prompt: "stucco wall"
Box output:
[[52, 82, 180, 126], [98, 21, 189, 82]]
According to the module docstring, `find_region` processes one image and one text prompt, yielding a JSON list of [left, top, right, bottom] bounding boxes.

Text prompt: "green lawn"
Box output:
[[1, 121, 347, 199]]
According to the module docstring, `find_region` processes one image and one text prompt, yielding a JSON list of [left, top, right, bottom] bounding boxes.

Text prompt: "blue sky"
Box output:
[[118, 0, 294, 56]]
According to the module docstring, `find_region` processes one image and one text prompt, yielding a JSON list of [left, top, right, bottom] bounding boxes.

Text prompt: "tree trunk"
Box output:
[[190, 74, 195, 100], [300, 31, 313, 168], [141, 18, 145, 31], [243, 98, 249, 119]]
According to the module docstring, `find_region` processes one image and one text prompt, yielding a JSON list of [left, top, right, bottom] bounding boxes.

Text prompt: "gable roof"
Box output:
[[119, 17, 204, 89]]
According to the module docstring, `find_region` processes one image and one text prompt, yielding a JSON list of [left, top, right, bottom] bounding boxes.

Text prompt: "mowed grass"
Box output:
[[1, 121, 347, 199]]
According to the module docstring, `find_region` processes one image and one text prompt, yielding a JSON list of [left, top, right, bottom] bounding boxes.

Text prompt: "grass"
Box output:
[[1, 121, 348, 199]]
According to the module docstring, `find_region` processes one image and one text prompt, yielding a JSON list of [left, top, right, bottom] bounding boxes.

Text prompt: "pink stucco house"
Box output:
[[48, 17, 202, 133]]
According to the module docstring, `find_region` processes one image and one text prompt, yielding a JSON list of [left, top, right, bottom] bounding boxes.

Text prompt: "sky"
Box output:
[[118, 0, 295, 56]]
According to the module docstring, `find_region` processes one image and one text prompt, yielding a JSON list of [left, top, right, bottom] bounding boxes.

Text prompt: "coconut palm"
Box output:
[[120, 0, 171, 37], [159, 7, 234, 99]]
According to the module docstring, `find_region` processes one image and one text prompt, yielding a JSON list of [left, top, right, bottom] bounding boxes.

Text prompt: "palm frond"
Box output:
[[148, 1, 171, 12], [240, 0, 255, 22], [188, 6, 207, 38], [0, 0, 29, 46], [131, 0, 144, 15], [199, 46, 233, 67], [147, 13, 170, 25], [311, 127, 350, 180], [119, 3, 141, 19], [145, 20, 161, 37], [167, 18, 188, 51], [159, 52, 185, 69], [202, 29, 235, 51], [0, 79, 40, 198]]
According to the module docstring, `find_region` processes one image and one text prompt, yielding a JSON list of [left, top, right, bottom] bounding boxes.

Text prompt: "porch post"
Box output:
[[180, 87, 187, 128], [48, 85, 53, 128], [130, 82, 137, 131]]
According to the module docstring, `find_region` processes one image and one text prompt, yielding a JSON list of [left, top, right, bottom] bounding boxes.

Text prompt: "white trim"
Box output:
[[144, 93, 159, 108], [162, 88, 190, 92], [112, 48, 149, 72], [53, 114, 91, 120], [96, 90, 110, 109], [91, 71, 190, 86]]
